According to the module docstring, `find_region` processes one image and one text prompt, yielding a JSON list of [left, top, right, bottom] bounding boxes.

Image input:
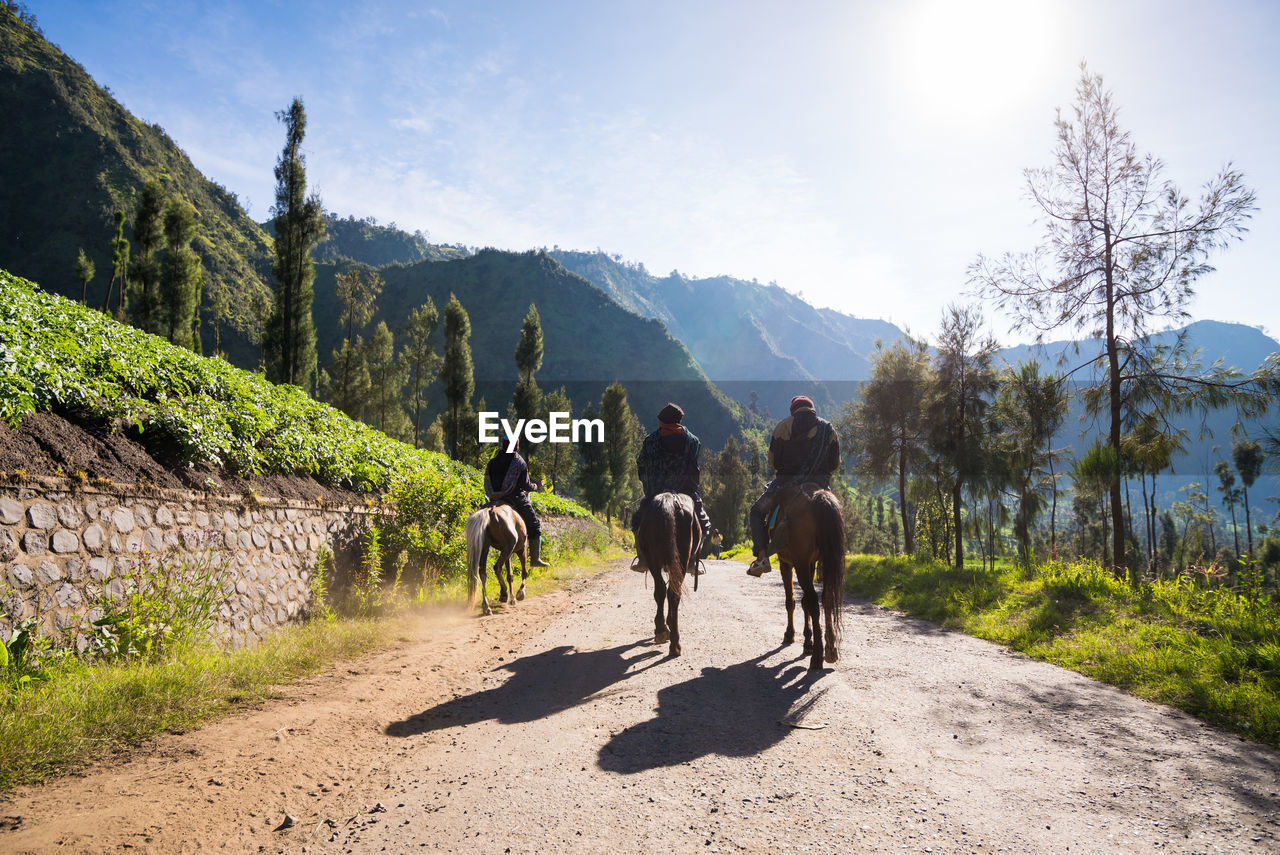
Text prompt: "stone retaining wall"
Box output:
[[0, 478, 375, 649]]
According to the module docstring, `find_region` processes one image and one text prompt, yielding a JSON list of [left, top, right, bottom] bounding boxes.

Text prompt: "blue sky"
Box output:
[[29, 0, 1280, 345]]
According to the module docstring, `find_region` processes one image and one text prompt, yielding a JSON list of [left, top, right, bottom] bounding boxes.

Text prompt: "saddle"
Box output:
[[764, 482, 823, 556]]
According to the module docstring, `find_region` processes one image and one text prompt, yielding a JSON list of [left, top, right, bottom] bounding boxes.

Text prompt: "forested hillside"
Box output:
[[0, 7, 272, 365], [312, 249, 750, 446]]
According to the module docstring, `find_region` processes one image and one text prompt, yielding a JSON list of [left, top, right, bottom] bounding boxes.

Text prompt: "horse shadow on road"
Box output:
[[385, 641, 664, 737], [598, 647, 828, 774]]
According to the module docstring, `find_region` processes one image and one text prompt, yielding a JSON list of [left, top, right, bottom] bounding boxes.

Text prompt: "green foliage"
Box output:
[[441, 293, 474, 459], [312, 212, 468, 267], [89, 535, 230, 659], [0, 14, 275, 363], [401, 298, 440, 448], [73, 247, 94, 303], [1, 618, 56, 689], [0, 271, 595, 503], [159, 199, 203, 352], [264, 97, 323, 390], [846, 554, 1280, 746], [309, 546, 335, 622]]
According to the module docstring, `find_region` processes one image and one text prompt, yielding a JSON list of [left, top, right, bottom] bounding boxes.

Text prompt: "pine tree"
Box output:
[[441, 294, 475, 459], [402, 299, 441, 447], [264, 97, 324, 390], [74, 247, 94, 304], [511, 303, 544, 434], [365, 321, 410, 439], [103, 209, 130, 317], [600, 382, 638, 522], [159, 200, 202, 352], [128, 181, 165, 334], [540, 387, 577, 495], [323, 267, 381, 418], [577, 402, 612, 514]]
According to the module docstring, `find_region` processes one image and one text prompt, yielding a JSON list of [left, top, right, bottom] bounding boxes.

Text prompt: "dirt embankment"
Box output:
[[0, 409, 371, 504]]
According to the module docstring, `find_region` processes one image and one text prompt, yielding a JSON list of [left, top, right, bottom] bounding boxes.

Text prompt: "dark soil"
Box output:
[[0, 409, 370, 504]]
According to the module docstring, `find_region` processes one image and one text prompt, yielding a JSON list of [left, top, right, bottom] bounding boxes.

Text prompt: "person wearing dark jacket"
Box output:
[[631, 402, 711, 571], [484, 437, 550, 567], [746, 395, 840, 577]]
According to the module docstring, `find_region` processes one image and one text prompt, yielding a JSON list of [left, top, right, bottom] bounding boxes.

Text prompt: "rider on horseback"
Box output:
[[746, 395, 840, 577], [631, 402, 712, 571], [484, 436, 550, 567]]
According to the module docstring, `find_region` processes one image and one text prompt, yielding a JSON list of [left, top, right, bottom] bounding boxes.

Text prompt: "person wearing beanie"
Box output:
[[484, 435, 550, 567], [745, 395, 840, 577], [631, 402, 712, 571]]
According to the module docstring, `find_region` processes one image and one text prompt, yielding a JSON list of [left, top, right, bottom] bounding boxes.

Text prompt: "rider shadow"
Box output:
[[386, 641, 664, 737], [598, 647, 827, 774]]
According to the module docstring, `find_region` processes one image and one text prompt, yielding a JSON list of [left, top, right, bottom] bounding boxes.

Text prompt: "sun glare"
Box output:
[[894, 0, 1059, 128]]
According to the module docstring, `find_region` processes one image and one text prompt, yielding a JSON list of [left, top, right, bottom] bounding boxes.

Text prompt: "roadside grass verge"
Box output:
[[0, 531, 617, 791], [845, 555, 1280, 747]]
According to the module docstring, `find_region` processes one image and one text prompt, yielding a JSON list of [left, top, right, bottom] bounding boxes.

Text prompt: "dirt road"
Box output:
[[3, 557, 1278, 854]]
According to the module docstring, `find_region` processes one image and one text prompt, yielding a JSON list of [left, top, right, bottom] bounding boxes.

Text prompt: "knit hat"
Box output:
[[658, 402, 684, 425], [789, 395, 815, 413]]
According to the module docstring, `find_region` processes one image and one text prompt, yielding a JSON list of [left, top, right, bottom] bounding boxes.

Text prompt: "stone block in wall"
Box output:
[[22, 531, 47, 555], [6, 564, 34, 590], [135, 506, 153, 527], [83, 523, 106, 552], [51, 529, 80, 554], [0, 497, 22, 525], [155, 505, 174, 526], [27, 503, 57, 530], [57, 501, 85, 528], [111, 507, 135, 533]]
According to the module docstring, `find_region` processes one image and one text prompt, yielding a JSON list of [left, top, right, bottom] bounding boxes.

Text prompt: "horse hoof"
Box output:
[[655, 629, 671, 644], [783, 631, 795, 645], [482, 605, 492, 616], [516, 589, 525, 601], [499, 592, 509, 603], [824, 647, 839, 663], [669, 644, 681, 658], [808, 659, 824, 672], [803, 642, 813, 655]]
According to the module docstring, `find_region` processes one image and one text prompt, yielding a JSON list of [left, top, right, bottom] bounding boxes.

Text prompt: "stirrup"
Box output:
[[690, 558, 706, 576], [630, 555, 648, 572], [746, 555, 772, 577]]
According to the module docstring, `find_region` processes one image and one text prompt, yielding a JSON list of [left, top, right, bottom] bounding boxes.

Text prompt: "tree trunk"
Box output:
[[898, 450, 913, 557], [953, 480, 964, 570]]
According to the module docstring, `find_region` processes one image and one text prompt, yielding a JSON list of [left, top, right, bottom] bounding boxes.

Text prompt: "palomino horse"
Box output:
[[773, 484, 845, 670], [632, 492, 700, 657], [465, 503, 529, 615]]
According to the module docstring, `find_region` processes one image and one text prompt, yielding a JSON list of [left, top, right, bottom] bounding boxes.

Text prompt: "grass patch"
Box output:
[[845, 555, 1280, 747]]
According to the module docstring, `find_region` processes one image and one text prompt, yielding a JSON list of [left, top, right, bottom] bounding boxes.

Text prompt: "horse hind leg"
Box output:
[[515, 541, 528, 602], [494, 547, 512, 604], [666, 586, 681, 658], [479, 544, 493, 616], [799, 570, 823, 670], [823, 584, 839, 664], [651, 565, 670, 645]]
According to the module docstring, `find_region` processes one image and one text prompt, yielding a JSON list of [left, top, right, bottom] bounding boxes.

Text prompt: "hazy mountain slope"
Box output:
[[0, 7, 272, 364], [312, 249, 749, 446], [550, 250, 906, 416]]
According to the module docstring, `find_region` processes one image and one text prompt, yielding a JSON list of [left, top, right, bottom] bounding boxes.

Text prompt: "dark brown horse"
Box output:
[[774, 484, 846, 670], [465, 503, 528, 615], [632, 492, 700, 657]]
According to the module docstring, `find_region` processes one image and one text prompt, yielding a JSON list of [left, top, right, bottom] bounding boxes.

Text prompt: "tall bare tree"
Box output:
[[971, 65, 1260, 577]]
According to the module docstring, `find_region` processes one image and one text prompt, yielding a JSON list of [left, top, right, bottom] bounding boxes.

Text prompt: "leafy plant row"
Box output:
[[0, 270, 585, 520]]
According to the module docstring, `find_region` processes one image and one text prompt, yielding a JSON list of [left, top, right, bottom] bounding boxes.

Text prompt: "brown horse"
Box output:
[[774, 484, 846, 670], [465, 503, 529, 615], [632, 492, 700, 657]]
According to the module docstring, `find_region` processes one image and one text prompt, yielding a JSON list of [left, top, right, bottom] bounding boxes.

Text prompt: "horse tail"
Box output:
[[465, 508, 489, 609], [812, 490, 846, 640], [640, 495, 683, 597]]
